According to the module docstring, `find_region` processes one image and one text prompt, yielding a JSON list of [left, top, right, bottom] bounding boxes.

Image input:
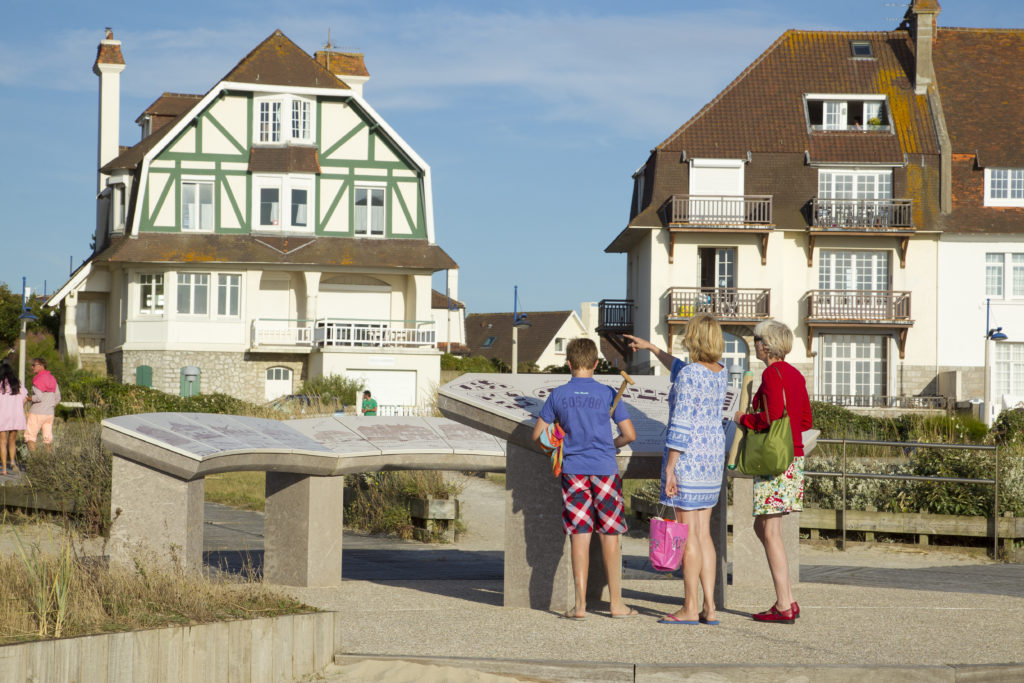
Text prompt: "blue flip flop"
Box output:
[[658, 615, 700, 625], [699, 615, 720, 625]]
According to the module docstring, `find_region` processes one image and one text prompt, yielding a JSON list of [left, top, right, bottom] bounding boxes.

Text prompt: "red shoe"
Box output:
[[752, 604, 795, 624], [791, 601, 800, 619]]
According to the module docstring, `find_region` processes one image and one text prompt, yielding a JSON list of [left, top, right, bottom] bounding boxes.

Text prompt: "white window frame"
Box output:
[[354, 183, 386, 237], [217, 273, 242, 317], [984, 168, 1024, 207], [554, 338, 565, 354], [176, 272, 210, 316], [806, 94, 888, 131], [986, 252, 1024, 298], [181, 177, 215, 232], [818, 334, 889, 402], [138, 273, 165, 316], [254, 95, 316, 145], [995, 342, 1024, 398], [252, 175, 315, 233], [818, 169, 893, 200]]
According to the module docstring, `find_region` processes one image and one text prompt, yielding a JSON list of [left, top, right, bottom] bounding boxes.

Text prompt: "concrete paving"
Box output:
[[197, 474, 1024, 680]]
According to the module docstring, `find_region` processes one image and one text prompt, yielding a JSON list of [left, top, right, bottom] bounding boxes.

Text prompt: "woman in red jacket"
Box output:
[[734, 320, 812, 624]]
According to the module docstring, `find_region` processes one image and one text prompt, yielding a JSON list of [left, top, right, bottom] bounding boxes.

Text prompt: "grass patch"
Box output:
[[346, 472, 465, 541], [204, 472, 266, 512], [0, 523, 308, 645]]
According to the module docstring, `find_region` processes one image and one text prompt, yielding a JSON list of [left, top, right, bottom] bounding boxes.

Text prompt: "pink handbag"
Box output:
[[649, 517, 688, 572]]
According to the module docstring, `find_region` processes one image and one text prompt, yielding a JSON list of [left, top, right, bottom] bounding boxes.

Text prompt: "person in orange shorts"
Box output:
[[25, 358, 61, 452]]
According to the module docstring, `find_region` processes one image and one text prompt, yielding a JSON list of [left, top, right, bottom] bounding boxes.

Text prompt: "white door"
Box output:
[[265, 367, 293, 401], [350, 369, 417, 408]]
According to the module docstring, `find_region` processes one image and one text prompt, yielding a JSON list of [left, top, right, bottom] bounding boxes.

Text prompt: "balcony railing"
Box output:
[[251, 318, 435, 349], [811, 198, 913, 229], [597, 299, 633, 332], [812, 394, 948, 410], [806, 290, 911, 322], [668, 287, 770, 320], [313, 319, 436, 348], [251, 319, 314, 347], [664, 195, 773, 227]]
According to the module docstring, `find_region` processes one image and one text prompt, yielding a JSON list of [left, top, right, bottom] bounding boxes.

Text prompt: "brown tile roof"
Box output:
[[431, 289, 465, 310], [100, 116, 185, 172], [933, 28, 1024, 166], [807, 131, 904, 164], [90, 234, 457, 271], [658, 30, 938, 159], [221, 30, 349, 90], [464, 311, 573, 367], [315, 51, 369, 78], [248, 146, 321, 174], [945, 154, 1024, 234], [136, 93, 202, 120]]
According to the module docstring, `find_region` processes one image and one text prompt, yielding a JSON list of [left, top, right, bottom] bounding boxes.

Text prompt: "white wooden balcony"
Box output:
[[251, 318, 436, 350], [664, 195, 773, 228]]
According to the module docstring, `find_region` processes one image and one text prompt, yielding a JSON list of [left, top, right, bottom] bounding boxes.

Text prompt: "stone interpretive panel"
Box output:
[[437, 373, 672, 455]]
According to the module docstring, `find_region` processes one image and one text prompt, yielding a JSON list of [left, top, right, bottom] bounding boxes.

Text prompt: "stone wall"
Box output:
[[116, 350, 309, 404]]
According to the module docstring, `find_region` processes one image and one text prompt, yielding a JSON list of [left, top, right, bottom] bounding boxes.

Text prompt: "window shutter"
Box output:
[[136, 365, 153, 388]]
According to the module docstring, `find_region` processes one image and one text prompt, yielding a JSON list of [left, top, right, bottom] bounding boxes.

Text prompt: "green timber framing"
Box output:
[[136, 90, 427, 238]]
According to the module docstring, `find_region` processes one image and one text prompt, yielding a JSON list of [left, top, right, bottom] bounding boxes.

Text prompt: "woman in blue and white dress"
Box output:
[[624, 314, 727, 625]]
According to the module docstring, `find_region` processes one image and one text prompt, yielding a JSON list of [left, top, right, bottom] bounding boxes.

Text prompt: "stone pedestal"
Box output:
[[109, 455, 205, 571], [264, 473, 345, 587], [504, 443, 574, 610], [729, 476, 800, 589]]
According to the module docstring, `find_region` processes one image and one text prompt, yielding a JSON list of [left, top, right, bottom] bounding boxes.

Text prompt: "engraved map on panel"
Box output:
[[438, 373, 673, 455]]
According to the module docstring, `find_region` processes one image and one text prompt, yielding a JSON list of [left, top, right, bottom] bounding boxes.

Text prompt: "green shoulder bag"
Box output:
[[737, 367, 794, 477]]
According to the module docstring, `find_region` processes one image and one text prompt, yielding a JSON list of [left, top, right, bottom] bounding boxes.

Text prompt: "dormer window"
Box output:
[[254, 94, 315, 144], [850, 41, 873, 59], [806, 94, 889, 131], [984, 168, 1024, 207]]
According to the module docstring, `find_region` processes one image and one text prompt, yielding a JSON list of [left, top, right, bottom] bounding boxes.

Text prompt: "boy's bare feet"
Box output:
[[562, 608, 586, 619], [610, 607, 639, 618]]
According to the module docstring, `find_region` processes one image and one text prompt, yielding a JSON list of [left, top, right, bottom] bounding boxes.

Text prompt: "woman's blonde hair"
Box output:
[[684, 313, 724, 363], [753, 319, 793, 359]]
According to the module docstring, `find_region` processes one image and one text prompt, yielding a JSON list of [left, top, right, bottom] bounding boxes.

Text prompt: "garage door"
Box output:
[[350, 369, 417, 407]]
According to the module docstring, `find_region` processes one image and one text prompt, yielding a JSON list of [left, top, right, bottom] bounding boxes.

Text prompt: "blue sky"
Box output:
[[2, 0, 1023, 315]]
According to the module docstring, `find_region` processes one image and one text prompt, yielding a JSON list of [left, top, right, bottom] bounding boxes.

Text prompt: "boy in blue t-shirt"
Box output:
[[532, 338, 637, 619]]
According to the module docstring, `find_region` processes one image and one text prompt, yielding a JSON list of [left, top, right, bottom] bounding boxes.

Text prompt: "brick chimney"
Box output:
[[906, 0, 941, 95], [315, 48, 370, 96], [93, 28, 125, 193]]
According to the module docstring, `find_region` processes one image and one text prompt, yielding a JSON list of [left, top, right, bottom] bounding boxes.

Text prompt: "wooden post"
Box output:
[[865, 505, 876, 543]]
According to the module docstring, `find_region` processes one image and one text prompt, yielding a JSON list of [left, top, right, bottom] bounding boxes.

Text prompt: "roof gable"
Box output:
[[221, 30, 349, 90]]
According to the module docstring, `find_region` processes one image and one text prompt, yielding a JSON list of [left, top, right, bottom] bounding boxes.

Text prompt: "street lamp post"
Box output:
[[983, 297, 1009, 426], [18, 277, 37, 386], [511, 285, 530, 375]]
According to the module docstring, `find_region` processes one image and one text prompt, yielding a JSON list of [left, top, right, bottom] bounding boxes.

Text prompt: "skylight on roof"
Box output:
[[482, 336, 497, 348], [851, 41, 873, 58]]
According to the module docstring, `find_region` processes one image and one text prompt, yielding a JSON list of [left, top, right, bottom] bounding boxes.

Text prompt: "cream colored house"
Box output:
[[48, 30, 457, 407], [602, 4, 957, 410]]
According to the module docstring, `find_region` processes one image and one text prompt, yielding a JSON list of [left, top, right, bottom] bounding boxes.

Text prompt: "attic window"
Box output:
[[806, 95, 889, 131], [482, 336, 497, 348], [850, 41, 873, 58]]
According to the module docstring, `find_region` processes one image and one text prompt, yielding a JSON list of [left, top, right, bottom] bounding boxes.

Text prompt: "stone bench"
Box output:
[[101, 414, 505, 586]]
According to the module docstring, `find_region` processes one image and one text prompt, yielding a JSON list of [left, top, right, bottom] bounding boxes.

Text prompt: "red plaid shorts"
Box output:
[[561, 474, 627, 535]]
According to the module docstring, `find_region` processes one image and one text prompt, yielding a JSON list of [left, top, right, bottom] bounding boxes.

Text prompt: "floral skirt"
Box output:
[[752, 457, 804, 516]]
